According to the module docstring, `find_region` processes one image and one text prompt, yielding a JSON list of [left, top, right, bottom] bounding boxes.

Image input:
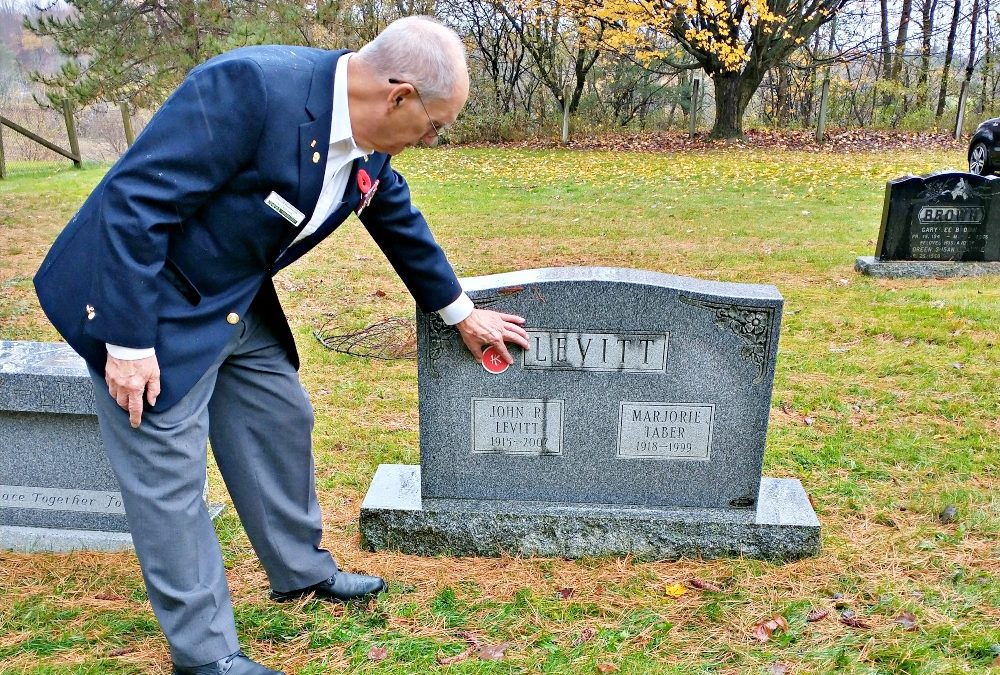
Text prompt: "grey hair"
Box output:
[[356, 16, 468, 102]]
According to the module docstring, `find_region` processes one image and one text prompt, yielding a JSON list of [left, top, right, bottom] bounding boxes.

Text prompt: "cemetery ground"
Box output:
[[0, 146, 998, 674]]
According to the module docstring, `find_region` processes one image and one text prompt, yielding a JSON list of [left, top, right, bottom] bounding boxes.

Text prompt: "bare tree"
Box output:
[[936, 0, 961, 118], [891, 0, 914, 80], [976, 0, 993, 114], [879, 0, 892, 77], [916, 0, 938, 107]]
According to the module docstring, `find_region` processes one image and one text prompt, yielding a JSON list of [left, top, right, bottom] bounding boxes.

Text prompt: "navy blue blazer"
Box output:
[[34, 47, 463, 410]]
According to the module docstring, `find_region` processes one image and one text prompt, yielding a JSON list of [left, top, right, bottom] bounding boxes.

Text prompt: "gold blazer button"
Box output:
[[85, 304, 96, 320], [312, 151, 321, 164], [226, 312, 240, 325]]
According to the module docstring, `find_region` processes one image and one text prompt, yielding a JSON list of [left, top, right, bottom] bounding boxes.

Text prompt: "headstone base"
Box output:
[[360, 465, 820, 561], [0, 504, 225, 553], [855, 256, 1000, 278]]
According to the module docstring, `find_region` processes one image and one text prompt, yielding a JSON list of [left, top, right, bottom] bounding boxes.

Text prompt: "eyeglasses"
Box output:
[[389, 78, 447, 139]]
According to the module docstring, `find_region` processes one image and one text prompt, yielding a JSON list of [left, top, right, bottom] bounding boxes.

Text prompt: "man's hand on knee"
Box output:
[[105, 354, 161, 428]]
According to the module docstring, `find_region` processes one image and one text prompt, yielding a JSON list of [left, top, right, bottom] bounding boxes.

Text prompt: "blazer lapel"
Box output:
[[296, 49, 350, 218], [272, 155, 384, 273]]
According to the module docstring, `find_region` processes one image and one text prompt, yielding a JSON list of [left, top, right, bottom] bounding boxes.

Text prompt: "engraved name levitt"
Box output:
[[471, 398, 564, 456], [617, 403, 715, 460], [523, 331, 668, 372]]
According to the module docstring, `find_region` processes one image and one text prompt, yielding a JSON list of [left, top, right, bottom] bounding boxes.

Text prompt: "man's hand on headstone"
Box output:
[[105, 354, 161, 429], [455, 308, 529, 364]]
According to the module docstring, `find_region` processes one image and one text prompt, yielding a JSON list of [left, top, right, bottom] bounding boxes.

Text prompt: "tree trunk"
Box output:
[[710, 72, 757, 138], [964, 0, 980, 85], [936, 0, 961, 118], [917, 0, 938, 107], [891, 0, 913, 80], [880, 0, 892, 78], [978, 0, 993, 114]]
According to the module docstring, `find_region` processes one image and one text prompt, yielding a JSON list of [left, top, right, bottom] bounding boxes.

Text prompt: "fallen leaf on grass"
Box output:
[[557, 587, 575, 600], [573, 627, 596, 646], [457, 631, 480, 647], [436, 647, 474, 665], [367, 646, 388, 661], [894, 612, 918, 631], [477, 643, 509, 661], [108, 648, 135, 657], [437, 632, 509, 664], [767, 662, 791, 675], [752, 616, 789, 642], [840, 613, 871, 629], [597, 664, 619, 673], [665, 582, 687, 598], [803, 416, 815, 426], [95, 592, 126, 601], [688, 578, 722, 592], [806, 608, 830, 622], [371, 289, 387, 298]]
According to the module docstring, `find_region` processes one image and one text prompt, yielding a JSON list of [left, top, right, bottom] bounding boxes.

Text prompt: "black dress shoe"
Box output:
[[172, 650, 284, 675], [270, 571, 387, 603]]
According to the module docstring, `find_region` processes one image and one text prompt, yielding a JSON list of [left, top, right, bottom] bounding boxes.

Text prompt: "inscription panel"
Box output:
[[910, 222, 989, 259], [0, 485, 125, 514], [523, 331, 668, 372], [617, 403, 715, 460], [472, 398, 564, 455]]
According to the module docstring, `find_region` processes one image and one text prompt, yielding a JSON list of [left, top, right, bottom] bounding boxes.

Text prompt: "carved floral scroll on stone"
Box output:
[[678, 295, 777, 384]]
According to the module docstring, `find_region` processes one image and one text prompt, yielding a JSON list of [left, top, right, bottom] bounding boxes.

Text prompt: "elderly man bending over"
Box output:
[[34, 16, 529, 675]]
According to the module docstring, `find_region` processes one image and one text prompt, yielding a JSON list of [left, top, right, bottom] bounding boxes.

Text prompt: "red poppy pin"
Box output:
[[356, 169, 379, 216]]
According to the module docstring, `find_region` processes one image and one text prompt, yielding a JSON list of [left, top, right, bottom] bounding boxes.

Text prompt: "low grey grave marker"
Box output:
[[0, 341, 221, 552], [856, 170, 1000, 278], [360, 268, 820, 560]]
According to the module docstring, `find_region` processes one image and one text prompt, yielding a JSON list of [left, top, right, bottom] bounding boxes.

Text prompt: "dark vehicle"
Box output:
[[968, 118, 1000, 175]]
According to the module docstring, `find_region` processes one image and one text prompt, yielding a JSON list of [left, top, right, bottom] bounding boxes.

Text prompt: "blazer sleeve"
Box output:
[[357, 160, 464, 313], [83, 57, 268, 349]]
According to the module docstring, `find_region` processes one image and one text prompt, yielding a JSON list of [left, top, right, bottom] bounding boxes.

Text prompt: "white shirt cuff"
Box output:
[[106, 344, 156, 360], [437, 293, 474, 325]]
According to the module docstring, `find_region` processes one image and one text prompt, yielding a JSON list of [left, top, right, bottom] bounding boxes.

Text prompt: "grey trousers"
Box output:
[[89, 309, 338, 667]]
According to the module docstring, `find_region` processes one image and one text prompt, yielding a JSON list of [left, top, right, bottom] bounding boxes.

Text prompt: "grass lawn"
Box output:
[[0, 147, 998, 674]]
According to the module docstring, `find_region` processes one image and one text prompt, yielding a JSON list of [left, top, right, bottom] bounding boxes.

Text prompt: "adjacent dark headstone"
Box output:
[[0, 341, 221, 551], [857, 171, 1000, 278], [360, 268, 820, 560]]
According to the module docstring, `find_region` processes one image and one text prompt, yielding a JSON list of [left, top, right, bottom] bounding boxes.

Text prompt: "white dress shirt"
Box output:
[[107, 53, 472, 361]]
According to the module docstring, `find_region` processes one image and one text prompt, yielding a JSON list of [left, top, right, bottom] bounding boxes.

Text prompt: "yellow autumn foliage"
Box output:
[[530, 0, 833, 74]]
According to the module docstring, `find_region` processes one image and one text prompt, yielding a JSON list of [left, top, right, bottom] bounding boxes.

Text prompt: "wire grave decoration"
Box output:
[[313, 315, 417, 360]]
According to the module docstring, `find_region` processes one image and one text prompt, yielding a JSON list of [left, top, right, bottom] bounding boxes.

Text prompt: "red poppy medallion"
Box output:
[[481, 346, 510, 374], [357, 169, 372, 194]]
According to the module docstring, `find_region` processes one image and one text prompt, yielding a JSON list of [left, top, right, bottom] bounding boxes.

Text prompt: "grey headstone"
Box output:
[[360, 268, 820, 561], [418, 267, 781, 510], [0, 341, 221, 551]]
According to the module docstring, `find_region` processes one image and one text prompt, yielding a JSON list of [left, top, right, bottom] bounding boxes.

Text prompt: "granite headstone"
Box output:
[[856, 171, 1000, 278], [0, 341, 221, 552], [360, 268, 820, 560]]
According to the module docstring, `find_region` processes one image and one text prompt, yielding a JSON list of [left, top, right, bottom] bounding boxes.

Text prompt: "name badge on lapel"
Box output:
[[265, 192, 306, 227], [355, 169, 379, 216]]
